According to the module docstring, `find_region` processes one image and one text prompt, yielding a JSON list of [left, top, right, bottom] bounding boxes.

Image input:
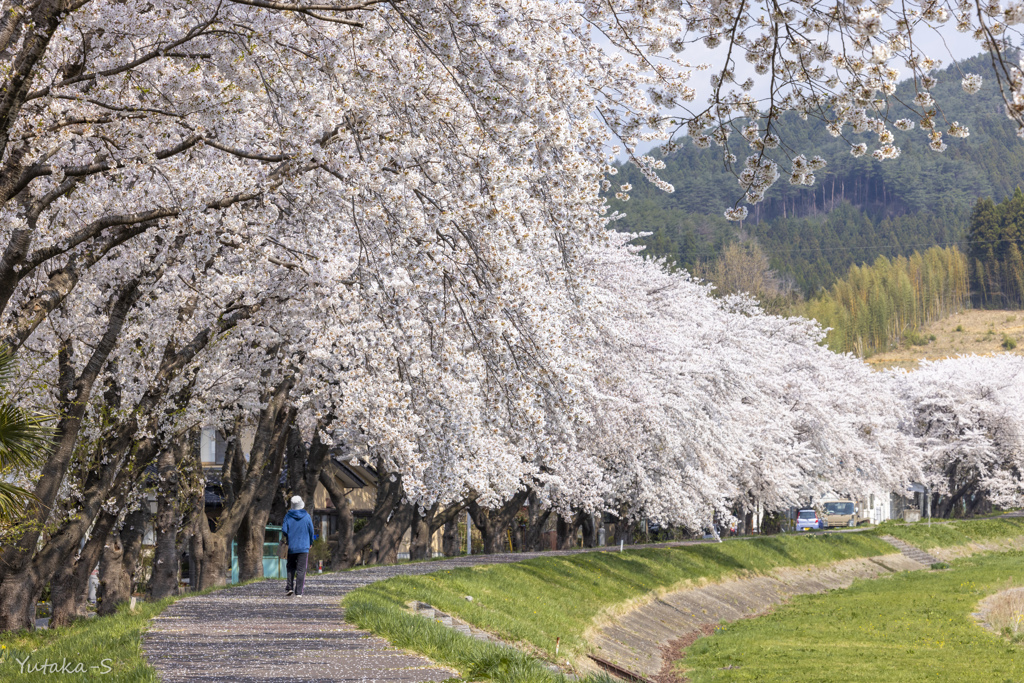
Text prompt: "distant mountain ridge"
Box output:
[[608, 52, 1024, 296]]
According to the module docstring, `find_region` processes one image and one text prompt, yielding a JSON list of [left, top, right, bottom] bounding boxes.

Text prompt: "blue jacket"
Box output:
[[281, 509, 315, 554]]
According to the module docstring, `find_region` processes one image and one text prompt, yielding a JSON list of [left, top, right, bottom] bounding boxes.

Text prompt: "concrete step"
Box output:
[[879, 535, 940, 565]]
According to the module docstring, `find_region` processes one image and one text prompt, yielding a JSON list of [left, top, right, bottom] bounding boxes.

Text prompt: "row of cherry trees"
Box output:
[[3, 0, 1024, 632]]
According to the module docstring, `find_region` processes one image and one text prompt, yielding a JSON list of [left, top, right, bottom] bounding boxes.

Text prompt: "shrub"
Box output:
[[906, 330, 930, 346], [310, 538, 332, 566], [1003, 334, 1017, 350]]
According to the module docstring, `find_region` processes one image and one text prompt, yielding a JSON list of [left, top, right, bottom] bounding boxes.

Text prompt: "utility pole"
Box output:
[[926, 487, 931, 527]]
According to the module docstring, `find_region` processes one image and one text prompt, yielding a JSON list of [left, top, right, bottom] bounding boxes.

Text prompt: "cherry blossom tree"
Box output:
[[896, 354, 1024, 517], [572, 234, 918, 531]]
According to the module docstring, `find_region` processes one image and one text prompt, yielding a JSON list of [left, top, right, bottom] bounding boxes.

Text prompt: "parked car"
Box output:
[[795, 508, 825, 531], [821, 499, 861, 527]]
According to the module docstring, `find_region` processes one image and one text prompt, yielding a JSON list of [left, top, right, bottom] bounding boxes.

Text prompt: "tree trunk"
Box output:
[[557, 514, 581, 550], [237, 432, 284, 583], [0, 570, 42, 632], [936, 476, 976, 518], [120, 507, 147, 597], [442, 518, 461, 557], [761, 511, 784, 535], [581, 514, 598, 548], [49, 509, 118, 627], [469, 491, 527, 555], [967, 493, 991, 517], [348, 463, 406, 566], [197, 532, 231, 590], [187, 513, 205, 593], [370, 502, 414, 565], [240, 417, 288, 583], [47, 562, 87, 628], [524, 492, 551, 551], [409, 507, 434, 560], [150, 516, 180, 600], [150, 435, 188, 599], [610, 505, 634, 548], [97, 532, 129, 616], [237, 505, 272, 582]]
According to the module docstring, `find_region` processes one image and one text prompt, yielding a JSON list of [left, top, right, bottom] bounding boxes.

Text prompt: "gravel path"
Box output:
[[142, 542, 704, 682]]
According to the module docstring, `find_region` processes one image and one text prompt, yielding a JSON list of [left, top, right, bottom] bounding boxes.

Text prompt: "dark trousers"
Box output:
[[286, 552, 308, 595]]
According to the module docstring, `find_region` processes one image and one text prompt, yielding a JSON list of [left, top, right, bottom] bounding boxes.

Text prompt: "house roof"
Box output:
[[326, 457, 378, 488]]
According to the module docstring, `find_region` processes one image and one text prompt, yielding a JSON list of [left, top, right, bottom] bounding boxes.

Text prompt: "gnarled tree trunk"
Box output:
[[581, 514, 598, 548], [557, 513, 580, 550], [120, 507, 148, 599], [149, 434, 190, 600], [369, 502, 414, 565], [410, 503, 465, 560], [469, 491, 528, 555], [97, 532, 129, 616], [49, 507, 120, 627], [524, 493, 551, 551], [442, 518, 461, 557], [196, 379, 294, 590], [409, 506, 434, 561]]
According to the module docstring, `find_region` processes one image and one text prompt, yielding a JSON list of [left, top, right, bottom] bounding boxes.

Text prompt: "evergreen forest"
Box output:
[[967, 188, 1024, 308]]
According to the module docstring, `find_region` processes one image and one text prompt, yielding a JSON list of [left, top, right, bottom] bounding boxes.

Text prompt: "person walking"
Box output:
[[281, 496, 315, 597]]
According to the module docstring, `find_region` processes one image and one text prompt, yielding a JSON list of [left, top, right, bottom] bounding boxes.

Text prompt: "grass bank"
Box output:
[[343, 533, 894, 679], [0, 579, 263, 683], [875, 516, 1024, 550], [680, 550, 1024, 682], [0, 599, 173, 682]]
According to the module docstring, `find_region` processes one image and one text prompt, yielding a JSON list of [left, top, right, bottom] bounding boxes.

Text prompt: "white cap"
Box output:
[[290, 496, 304, 510]]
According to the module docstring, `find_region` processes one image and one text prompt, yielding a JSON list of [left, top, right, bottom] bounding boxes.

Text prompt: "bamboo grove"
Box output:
[[803, 247, 971, 357]]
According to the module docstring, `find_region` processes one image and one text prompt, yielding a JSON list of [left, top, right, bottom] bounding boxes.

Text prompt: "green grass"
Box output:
[[0, 579, 264, 682], [343, 533, 895, 678], [5, 519, 1020, 683], [873, 517, 1024, 550], [0, 599, 172, 682], [680, 551, 1024, 682]]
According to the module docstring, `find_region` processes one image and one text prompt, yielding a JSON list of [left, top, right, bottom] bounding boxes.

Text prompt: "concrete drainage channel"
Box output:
[[582, 539, 944, 681]]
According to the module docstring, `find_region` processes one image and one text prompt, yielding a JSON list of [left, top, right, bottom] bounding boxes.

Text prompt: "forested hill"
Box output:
[[608, 52, 1024, 295]]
